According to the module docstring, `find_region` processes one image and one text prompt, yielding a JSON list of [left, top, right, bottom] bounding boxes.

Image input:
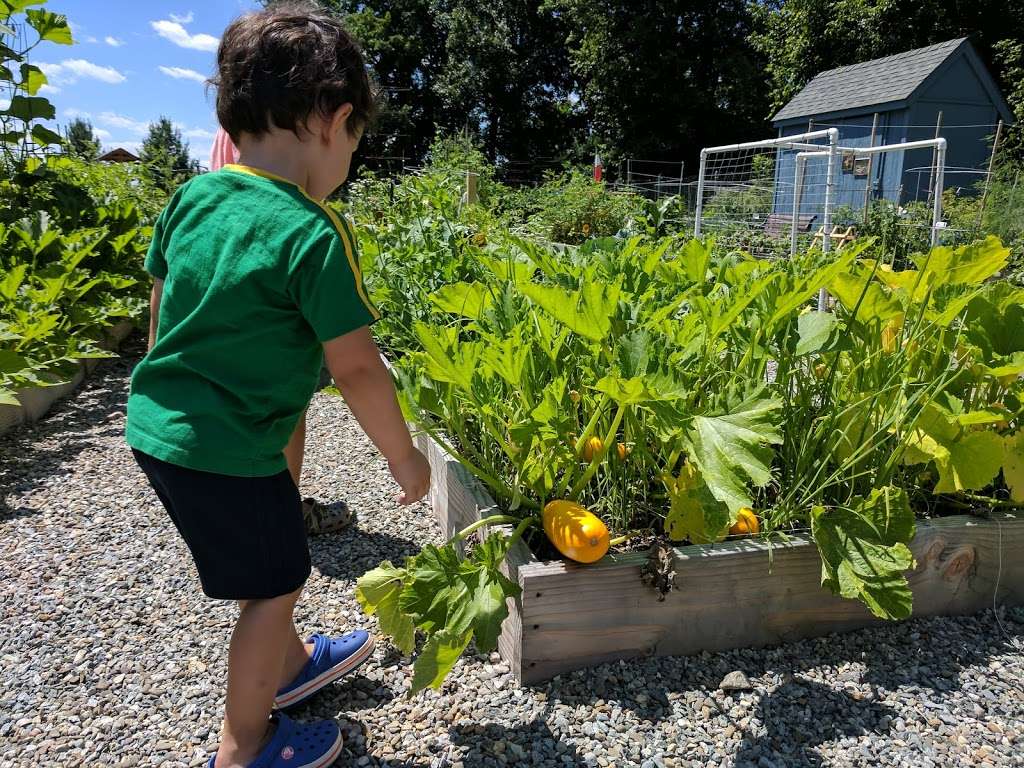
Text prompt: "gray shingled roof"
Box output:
[[772, 38, 967, 122]]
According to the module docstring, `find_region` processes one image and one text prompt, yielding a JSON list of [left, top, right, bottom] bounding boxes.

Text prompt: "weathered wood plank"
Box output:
[[413, 429, 536, 679], [414, 404, 1024, 686], [516, 513, 1024, 683]]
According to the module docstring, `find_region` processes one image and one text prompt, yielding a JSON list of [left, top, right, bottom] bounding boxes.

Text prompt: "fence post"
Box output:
[[791, 155, 805, 256], [930, 139, 946, 248], [819, 129, 839, 310], [977, 119, 1004, 231], [863, 112, 880, 223], [927, 111, 943, 207], [694, 150, 708, 238]]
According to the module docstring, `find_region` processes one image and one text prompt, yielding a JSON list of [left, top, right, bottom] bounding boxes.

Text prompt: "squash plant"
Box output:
[[0, 210, 147, 403], [352, 165, 1023, 694]]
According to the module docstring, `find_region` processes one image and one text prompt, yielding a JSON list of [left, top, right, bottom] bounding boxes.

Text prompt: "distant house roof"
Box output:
[[98, 147, 140, 163], [772, 38, 1010, 123]]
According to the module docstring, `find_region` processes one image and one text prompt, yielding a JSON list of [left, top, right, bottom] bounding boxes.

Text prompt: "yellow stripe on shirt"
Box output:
[[222, 164, 380, 319]]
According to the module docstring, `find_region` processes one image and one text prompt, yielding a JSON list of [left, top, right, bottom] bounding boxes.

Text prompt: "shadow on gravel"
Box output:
[[311, 529, 424, 583], [733, 677, 896, 768], [448, 719, 587, 768], [0, 339, 142, 521]]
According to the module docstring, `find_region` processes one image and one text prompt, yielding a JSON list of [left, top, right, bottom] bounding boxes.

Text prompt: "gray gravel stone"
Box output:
[[2, 341, 1023, 767]]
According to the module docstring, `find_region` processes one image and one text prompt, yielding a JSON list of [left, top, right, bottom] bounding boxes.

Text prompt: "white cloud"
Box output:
[[63, 108, 91, 120], [94, 128, 112, 140], [169, 12, 194, 24], [38, 84, 62, 95], [181, 126, 216, 140], [151, 19, 219, 52], [159, 65, 207, 84], [38, 59, 126, 86], [98, 112, 150, 134], [85, 36, 99, 44], [105, 36, 124, 47]]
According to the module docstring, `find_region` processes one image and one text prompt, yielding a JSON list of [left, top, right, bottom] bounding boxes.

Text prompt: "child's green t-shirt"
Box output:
[[125, 164, 379, 477]]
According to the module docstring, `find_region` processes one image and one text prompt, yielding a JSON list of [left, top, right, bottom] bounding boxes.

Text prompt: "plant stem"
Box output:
[[448, 514, 530, 546], [450, 514, 540, 548]]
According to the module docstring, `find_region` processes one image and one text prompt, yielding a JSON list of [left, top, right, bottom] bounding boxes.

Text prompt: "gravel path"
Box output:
[[2, 340, 1023, 768]]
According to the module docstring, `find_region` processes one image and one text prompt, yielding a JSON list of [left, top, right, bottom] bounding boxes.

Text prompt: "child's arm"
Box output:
[[148, 279, 164, 351], [323, 327, 431, 505]]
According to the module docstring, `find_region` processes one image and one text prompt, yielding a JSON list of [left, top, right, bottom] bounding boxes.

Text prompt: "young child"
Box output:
[[209, 126, 348, 538], [126, 5, 431, 767]]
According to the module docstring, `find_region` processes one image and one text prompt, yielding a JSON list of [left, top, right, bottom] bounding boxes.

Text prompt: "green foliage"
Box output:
[[140, 117, 199, 192], [0, 210, 148, 403], [515, 171, 645, 244], [548, 0, 768, 167], [750, 0, 1024, 120], [0, 1, 71, 169], [65, 117, 101, 161], [348, 155, 1024, 690], [0, 3, 153, 405], [356, 525, 522, 695]]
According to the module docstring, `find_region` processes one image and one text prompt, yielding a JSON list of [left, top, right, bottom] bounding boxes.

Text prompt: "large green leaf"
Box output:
[[355, 561, 415, 655], [685, 395, 783, 512], [429, 281, 493, 320], [18, 63, 46, 96], [829, 271, 904, 323], [409, 629, 472, 695], [0, 349, 29, 375], [795, 310, 838, 356], [26, 9, 73, 45], [30, 124, 62, 147], [915, 236, 1009, 287], [414, 322, 480, 392], [662, 463, 730, 544], [521, 278, 621, 342], [1003, 431, 1024, 503], [2, 1, 47, 15], [811, 487, 916, 620], [902, 402, 1003, 493], [0, 263, 26, 299], [2, 94, 55, 122]]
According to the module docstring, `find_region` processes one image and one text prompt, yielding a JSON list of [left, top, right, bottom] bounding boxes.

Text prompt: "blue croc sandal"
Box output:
[[206, 712, 341, 768], [274, 631, 375, 709]]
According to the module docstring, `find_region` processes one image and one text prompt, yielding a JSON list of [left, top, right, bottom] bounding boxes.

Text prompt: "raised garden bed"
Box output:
[[415, 429, 1024, 685], [0, 320, 135, 436]]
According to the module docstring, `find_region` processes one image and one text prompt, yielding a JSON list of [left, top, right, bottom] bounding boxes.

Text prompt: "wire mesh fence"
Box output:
[[695, 130, 839, 258]]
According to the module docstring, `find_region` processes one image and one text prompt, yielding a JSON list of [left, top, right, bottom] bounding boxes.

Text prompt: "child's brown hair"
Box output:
[[211, 1, 376, 143]]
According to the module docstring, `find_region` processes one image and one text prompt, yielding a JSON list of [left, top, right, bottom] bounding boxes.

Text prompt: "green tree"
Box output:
[[750, 0, 1024, 120], [65, 117, 101, 160], [140, 117, 198, 192], [291, 1, 580, 172], [548, 0, 769, 170]]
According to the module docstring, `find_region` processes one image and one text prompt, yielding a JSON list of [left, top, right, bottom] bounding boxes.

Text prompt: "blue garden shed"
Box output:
[[772, 38, 1013, 213]]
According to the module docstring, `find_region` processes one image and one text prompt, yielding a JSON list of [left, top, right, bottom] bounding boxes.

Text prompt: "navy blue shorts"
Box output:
[[133, 449, 311, 600]]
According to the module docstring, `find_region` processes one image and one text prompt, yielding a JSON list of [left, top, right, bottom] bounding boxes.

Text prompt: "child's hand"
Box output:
[[388, 447, 431, 505]]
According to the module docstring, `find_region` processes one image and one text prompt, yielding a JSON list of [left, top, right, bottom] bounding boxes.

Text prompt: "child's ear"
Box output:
[[329, 103, 354, 141]]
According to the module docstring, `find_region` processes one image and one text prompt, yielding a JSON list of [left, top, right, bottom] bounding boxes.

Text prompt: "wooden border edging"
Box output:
[[0, 320, 135, 436], [414, 429, 1024, 685]]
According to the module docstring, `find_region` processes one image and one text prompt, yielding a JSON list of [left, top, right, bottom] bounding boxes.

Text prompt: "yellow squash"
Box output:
[[582, 436, 604, 462], [542, 500, 610, 563], [729, 507, 760, 536]]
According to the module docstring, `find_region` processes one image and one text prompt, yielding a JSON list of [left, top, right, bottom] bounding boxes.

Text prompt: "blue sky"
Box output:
[[33, 0, 261, 164]]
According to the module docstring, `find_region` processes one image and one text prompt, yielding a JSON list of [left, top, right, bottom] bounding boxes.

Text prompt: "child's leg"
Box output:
[[283, 409, 307, 488], [217, 587, 304, 768], [237, 600, 314, 688]]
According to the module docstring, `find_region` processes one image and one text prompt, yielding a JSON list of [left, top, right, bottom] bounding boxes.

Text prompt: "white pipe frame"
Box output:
[[694, 129, 839, 239]]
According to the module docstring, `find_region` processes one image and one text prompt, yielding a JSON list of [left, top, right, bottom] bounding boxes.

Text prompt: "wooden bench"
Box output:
[[763, 213, 818, 238]]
